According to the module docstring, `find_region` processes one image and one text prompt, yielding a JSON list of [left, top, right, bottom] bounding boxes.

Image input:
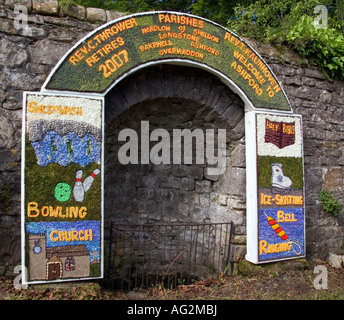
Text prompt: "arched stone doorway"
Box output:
[[104, 64, 246, 230], [104, 64, 246, 287], [22, 11, 305, 285]]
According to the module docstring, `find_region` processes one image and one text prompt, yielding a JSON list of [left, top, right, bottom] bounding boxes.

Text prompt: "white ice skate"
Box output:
[[271, 163, 292, 194]]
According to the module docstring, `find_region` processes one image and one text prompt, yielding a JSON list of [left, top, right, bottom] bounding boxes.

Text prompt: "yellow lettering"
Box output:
[[27, 101, 37, 113], [26, 102, 83, 116], [277, 210, 285, 222], [277, 210, 298, 222], [49, 206, 61, 217], [260, 193, 272, 205], [69, 55, 79, 66], [59, 231, 67, 242], [50, 230, 59, 242], [70, 207, 79, 219], [260, 240, 292, 255], [71, 230, 79, 241], [79, 207, 87, 219], [26, 203, 88, 219], [42, 206, 50, 217], [84, 229, 93, 241], [259, 240, 268, 255], [27, 202, 39, 217], [49, 229, 93, 242]]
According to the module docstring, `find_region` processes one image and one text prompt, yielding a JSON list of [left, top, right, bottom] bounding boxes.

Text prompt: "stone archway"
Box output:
[[104, 64, 246, 229], [22, 11, 306, 285]]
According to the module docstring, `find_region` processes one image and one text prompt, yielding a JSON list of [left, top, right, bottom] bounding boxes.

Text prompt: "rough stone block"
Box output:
[[171, 164, 188, 177], [48, 28, 76, 42], [199, 193, 210, 206], [86, 7, 106, 23], [136, 187, 155, 200], [181, 177, 195, 191], [106, 10, 125, 22], [0, 116, 14, 148], [304, 67, 327, 80], [60, 5, 85, 20], [5, 0, 32, 10], [137, 200, 157, 214], [326, 253, 343, 268], [195, 180, 211, 193], [0, 150, 13, 171], [151, 164, 170, 175], [232, 234, 246, 245], [319, 90, 332, 103], [159, 176, 181, 189], [204, 169, 219, 182], [0, 37, 28, 67], [214, 167, 246, 196], [324, 167, 343, 191], [220, 102, 244, 129], [141, 175, 159, 188], [0, 17, 16, 35], [29, 39, 66, 65], [187, 166, 203, 180], [32, 0, 58, 15], [230, 143, 245, 167]]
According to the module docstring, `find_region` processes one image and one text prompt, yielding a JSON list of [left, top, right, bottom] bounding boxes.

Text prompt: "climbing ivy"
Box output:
[[227, 0, 344, 80], [319, 190, 343, 217]]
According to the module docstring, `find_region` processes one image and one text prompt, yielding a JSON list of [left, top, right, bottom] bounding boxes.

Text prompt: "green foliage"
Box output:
[[58, 0, 258, 25], [319, 190, 343, 217], [191, 0, 257, 26], [287, 15, 344, 80], [66, 0, 194, 12], [58, 0, 77, 10], [227, 0, 344, 80]]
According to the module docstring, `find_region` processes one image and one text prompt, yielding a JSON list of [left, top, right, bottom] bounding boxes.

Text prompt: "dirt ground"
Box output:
[[1, 261, 344, 301]]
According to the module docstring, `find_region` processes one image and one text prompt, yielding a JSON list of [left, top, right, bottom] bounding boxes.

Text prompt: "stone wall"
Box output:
[[0, 2, 343, 275], [255, 42, 344, 258]]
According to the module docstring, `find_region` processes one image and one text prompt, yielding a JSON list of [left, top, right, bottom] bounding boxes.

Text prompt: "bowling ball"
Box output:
[[54, 182, 71, 202]]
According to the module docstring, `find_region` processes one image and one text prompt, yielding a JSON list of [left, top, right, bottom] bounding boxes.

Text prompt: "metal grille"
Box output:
[[106, 222, 233, 291]]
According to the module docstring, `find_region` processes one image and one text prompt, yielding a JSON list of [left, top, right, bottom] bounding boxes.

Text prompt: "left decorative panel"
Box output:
[[21, 93, 104, 284]]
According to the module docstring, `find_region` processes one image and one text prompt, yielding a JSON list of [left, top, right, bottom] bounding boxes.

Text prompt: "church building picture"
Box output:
[[28, 233, 92, 281]]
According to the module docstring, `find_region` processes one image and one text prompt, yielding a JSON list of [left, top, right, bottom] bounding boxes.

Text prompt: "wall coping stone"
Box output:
[[32, 1, 58, 15], [2, 0, 125, 24], [86, 6, 106, 23]]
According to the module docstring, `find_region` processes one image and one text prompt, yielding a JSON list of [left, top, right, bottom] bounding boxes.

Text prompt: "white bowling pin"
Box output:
[[73, 169, 85, 202], [83, 168, 100, 193]]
